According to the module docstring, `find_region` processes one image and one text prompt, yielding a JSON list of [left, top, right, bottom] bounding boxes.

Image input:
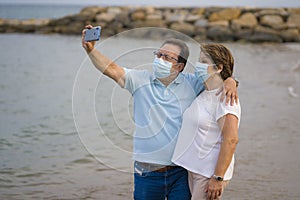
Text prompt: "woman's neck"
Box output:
[[204, 74, 223, 91]]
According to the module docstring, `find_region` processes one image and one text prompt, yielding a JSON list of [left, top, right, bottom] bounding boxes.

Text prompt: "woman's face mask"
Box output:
[[195, 62, 211, 83], [152, 57, 173, 78]]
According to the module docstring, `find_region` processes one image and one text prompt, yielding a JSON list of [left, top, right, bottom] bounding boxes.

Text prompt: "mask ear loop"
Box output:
[[213, 64, 223, 74]]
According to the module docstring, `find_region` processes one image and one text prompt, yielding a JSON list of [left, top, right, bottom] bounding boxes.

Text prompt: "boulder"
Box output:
[[287, 14, 300, 30], [231, 12, 258, 30], [194, 27, 207, 42], [194, 19, 208, 28], [207, 26, 234, 41], [107, 7, 122, 15], [185, 14, 201, 23], [170, 22, 195, 36], [255, 8, 289, 18], [208, 8, 241, 21], [130, 19, 165, 28], [131, 10, 146, 21], [144, 6, 156, 14], [234, 29, 254, 41], [165, 13, 185, 23], [80, 6, 107, 16], [280, 29, 300, 42], [208, 20, 229, 27], [115, 11, 130, 25], [287, 8, 300, 15], [146, 14, 163, 21], [260, 15, 286, 29], [191, 8, 205, 16], [250, 26, 282, 42], [95, 13, 115, 23]]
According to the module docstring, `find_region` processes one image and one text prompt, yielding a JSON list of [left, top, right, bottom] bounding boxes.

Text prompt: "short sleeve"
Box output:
[[215, 99, 241, 123], [123, 68, 150, 94]]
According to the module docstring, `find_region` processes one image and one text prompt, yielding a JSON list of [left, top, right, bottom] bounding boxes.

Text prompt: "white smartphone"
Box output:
[[84, 26, 101, 42]]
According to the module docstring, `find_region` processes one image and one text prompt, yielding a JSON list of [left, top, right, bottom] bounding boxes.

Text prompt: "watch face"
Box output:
[[213, 175, 223, 181]]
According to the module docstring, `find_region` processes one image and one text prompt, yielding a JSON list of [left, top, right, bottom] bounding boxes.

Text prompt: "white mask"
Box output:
[[195, 62, 210, 83], [152, 57, 173, 78]]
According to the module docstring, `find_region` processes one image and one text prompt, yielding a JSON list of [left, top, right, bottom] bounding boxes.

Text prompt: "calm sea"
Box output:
[[0, 4, 86, 19]]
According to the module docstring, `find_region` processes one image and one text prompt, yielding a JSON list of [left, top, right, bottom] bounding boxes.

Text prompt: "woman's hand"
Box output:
[[82, 25, 96, 54], [205, 178, 223, 200]]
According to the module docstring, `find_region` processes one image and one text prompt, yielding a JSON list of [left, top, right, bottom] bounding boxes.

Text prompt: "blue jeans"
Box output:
[[134, 162, 191, 200]]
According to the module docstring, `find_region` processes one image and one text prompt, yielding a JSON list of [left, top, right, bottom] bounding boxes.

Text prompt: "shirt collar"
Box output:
[[151, 73, 184, 84]]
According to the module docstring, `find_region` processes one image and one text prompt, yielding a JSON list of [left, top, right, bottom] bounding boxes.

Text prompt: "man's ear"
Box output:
[[176, 63, 185, 72]]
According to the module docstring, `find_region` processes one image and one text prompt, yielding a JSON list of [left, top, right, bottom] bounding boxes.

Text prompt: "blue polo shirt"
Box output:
[[124, 68, 204, 165]]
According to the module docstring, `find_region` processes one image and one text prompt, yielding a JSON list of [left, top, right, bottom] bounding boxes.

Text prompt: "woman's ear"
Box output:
[[217, 64, 223, 73]]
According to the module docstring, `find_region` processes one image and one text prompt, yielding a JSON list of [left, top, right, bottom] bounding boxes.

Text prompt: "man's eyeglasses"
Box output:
[[153, 51, 179, 63]]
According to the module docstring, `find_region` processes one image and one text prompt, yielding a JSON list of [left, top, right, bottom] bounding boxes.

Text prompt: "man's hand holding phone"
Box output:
[[82, 25, 101, 54]]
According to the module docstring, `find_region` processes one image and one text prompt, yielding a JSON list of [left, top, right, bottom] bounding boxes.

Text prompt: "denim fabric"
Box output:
[[134, 162, 191, 200]]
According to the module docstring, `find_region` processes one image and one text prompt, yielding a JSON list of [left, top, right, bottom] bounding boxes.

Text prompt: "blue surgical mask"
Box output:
[[195, 62, 210, 83], [152, 57, 173, 78]]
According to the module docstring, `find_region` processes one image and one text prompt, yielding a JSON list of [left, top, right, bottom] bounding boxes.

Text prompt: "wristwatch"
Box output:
[[212, 175, 224, 181]]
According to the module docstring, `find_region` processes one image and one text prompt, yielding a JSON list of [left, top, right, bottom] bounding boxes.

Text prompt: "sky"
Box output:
[[0, 0, 299, 7]]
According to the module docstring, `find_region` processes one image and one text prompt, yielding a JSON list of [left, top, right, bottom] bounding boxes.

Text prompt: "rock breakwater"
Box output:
[[1, 6, 300, 42]]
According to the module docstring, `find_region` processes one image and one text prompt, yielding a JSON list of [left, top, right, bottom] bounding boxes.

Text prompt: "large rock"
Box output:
[[234, 29, 254, 41], [130, 19, 165, 28], [260, 15, 286, 29], [194, 19, 208, 28], [185, 14, 201, 23], [115, 11, 130, 25], [107, 7, 122, 15], [208, 20, 229, 27], [170, 22, 195, 36], [255, 8, 289, 18], [207, 26, 234, 41], [146, 14, 163, 21], [191, 8, 205, 16], [95, 13, 115, 23], [250, 26, 282, 42], [287, 8, 300, 15], [80, 6, 107, 16], [165, 13, 185, 23], [287, 14, 300, 30], [280, 29, 300, 42], [194, 27, 207, 42], [231, 12, 258, 30], [208, 8, 241, 21], [131, 10, 146, 21]]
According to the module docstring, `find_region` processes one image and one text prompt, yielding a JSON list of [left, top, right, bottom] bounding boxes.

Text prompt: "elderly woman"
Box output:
[[172, 43, 241, 200]]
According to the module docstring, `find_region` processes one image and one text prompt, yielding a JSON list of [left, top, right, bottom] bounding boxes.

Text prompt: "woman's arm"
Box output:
[[206, 114, 239, 200]]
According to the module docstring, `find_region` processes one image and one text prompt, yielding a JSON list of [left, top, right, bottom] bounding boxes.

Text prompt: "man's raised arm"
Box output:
[[82, 25, 126, 88]]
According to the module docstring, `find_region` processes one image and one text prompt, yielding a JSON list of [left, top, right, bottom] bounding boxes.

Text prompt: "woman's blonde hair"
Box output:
[[200, 43, 234, 80]]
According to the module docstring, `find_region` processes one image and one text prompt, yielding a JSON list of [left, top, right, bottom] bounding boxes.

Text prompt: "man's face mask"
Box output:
[[152, 57, 173, 78]]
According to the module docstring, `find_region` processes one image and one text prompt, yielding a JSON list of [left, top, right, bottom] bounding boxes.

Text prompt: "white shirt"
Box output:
[[172, 88, 241, 180]]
